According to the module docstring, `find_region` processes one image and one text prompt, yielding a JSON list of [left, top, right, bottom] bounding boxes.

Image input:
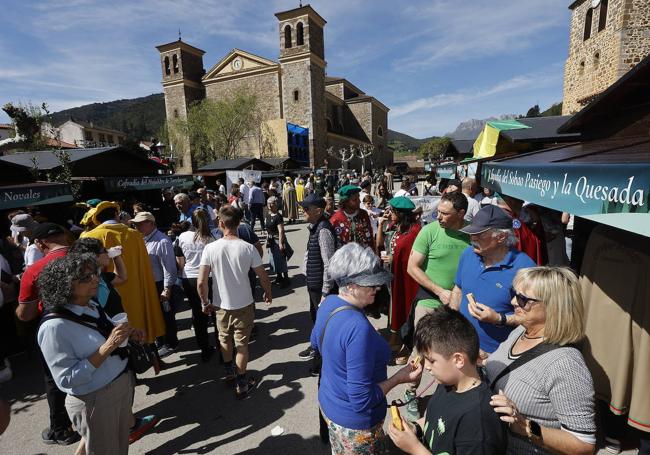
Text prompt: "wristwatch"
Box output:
[[496, 312, 507, 326], [527, 419, 543, 443]]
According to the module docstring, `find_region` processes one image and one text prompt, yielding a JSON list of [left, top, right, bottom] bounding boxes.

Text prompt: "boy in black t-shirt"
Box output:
[[388, 306, 506, 454]]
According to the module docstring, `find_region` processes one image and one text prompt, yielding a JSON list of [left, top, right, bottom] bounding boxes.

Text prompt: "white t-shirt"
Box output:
[[239, 184, 250, 205], [394, 189, 409, 197], [24, 243, 44, 267], [463, 193, 481, 222], [199, 238, 262, 310], [177, 231, 212, 279]]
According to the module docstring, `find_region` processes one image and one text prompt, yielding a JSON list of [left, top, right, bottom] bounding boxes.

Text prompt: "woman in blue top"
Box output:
[[311, 243, 422, 454]]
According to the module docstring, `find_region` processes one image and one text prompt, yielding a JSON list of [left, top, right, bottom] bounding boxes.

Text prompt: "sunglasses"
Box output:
[[510, 288, 541, 309], [78, 270, 100, 283]]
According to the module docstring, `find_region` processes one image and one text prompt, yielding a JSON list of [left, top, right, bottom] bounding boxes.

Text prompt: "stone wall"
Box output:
[[308, 18, 325, 60], [563, 0, 650, 114], [371, 104, 391, 168], [619, 0, 650, 75], [310, 64, 327, 167], [280, 60, 313, 129], [205, 71, 281, 121], [347, 101, 372, 141], [325, 83, 344, 99]]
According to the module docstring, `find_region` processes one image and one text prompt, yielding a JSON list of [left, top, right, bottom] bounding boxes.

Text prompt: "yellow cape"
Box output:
[[81, 223, 165, 343]]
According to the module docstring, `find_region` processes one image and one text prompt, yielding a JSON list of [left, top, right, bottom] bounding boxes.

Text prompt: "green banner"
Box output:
[[0, 183, 73, 210], [481, 162, 650, 237], [104, 175, 194, 192], [436, 163, 456, 179]]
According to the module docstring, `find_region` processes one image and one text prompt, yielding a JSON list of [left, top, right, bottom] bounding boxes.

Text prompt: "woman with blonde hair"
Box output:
[[486, 266, 596, 455]]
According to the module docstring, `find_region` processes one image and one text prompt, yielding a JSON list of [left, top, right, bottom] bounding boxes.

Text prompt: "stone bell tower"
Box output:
[[275, 4, 328, 167], [155, 38, 206, 173], [563, 0, 650, 115]]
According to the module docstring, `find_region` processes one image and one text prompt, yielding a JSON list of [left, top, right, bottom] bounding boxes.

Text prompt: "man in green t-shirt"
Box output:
[[403, 192, 470, 420]]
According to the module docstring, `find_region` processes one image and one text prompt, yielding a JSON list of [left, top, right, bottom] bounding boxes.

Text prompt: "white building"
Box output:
[[56, 119, 127, 148]]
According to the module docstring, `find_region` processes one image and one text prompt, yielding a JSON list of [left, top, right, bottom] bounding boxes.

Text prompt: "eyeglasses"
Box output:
[[510, 288, 541, 309], [78, 270, 100, 283]]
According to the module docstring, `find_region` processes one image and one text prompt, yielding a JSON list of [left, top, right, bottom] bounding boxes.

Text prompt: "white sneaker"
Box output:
[[0, 359, 12, 383], [604, 437, 621, 454]]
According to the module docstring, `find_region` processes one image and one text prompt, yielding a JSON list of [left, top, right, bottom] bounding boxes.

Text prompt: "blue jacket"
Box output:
[[310, 295, 391, 429]]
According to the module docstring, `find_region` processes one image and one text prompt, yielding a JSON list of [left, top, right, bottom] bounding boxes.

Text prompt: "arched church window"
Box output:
[[173, 54, 179, 73], [377, 126, 384, 137], [284, 25, 292, 49], [173, 109, 179, 118], [164, 56, 170, 75], [293, 90, 300, 102], [583, 8, 593, 41], [598, 0, 608, 31], [297, 22, 304, 46]]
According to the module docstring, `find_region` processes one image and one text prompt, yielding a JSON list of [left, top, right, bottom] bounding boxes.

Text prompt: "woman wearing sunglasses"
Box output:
[[37, 253, 145, 455], [310, 243, 422, 454], [485, 266, 596, 455]]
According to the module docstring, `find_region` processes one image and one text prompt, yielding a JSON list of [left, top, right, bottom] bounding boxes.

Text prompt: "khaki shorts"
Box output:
[[216, 304, 255, 348]]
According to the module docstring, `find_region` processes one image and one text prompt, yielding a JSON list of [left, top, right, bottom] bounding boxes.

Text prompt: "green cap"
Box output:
[[389, 196, 416, 212], [338, 185, 361, 202], [86, 198, 102, 207]]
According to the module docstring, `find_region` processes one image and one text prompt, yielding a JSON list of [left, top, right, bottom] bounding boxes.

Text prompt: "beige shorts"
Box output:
[[216, 304, 255, 348]]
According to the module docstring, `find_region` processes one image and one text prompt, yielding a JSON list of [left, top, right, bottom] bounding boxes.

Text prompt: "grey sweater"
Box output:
[[485, 326, 596, 454]]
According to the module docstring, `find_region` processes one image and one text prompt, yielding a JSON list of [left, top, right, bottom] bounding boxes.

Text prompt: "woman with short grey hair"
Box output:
[[310, 243, 423, 454], [37, 254, 144, 455]]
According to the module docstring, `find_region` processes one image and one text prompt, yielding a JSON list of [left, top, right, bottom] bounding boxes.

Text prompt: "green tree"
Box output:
[[418, 137, 450, 161], [167, 89, 262, 166], [1, 102, 51, 152], [525, 104, 541, 117]]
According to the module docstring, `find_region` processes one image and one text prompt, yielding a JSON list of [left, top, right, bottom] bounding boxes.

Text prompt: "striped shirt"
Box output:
[[485, 326, 596, 454]]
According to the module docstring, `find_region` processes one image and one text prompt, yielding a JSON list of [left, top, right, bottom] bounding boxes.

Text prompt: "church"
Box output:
[[156, 4, 391, 174]]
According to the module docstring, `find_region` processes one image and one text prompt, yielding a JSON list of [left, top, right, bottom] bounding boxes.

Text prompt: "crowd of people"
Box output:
[[0, 168, 615, 454]]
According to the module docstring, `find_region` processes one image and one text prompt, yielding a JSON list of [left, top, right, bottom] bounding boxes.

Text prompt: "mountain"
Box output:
[[446, 114, 519, 140], [387, 129, 437, 154], [49, 93, 166, 140]]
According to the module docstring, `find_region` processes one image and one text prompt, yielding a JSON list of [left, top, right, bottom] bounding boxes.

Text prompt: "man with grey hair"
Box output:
[[173, 193, 197, 224], [450, 205, 536, 355], [461, 177, 480, 222]]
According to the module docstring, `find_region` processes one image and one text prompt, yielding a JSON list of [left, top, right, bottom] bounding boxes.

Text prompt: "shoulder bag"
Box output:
[[41, 306, 155, 375]]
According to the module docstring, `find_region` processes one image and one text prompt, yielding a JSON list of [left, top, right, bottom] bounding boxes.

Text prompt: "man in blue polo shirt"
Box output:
[[450, 205, 535, 355]]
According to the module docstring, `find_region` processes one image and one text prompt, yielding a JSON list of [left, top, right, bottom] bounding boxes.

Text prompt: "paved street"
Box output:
[[0, 221, 639, 454], [0, 221, 406, 455]]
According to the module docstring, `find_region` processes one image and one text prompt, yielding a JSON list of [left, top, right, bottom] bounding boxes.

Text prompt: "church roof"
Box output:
[[275, 4, 326, 27], [155, 39, 205, 56], [203, 48, 278, 81]]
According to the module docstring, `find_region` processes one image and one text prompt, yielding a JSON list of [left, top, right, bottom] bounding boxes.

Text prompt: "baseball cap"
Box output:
[[131, 212, 156, 224], [10, 214, 39, 233], [298, 193, 326, 209], [460, 205, 513, 235], [32, 222, 64, 240]]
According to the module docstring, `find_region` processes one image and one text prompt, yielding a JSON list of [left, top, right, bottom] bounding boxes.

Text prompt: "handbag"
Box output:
[[41, 306, 155, 375]]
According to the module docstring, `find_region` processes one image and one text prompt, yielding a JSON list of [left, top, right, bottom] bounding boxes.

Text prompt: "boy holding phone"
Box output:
[[388, 307, 506, 454]]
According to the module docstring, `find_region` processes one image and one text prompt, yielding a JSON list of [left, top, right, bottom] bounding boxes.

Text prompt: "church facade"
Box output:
[[563, 0, 650, 114], [156, 4, 391, 174]]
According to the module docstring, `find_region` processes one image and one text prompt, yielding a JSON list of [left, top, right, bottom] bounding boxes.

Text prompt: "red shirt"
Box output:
[[18, 247, 68, 311]]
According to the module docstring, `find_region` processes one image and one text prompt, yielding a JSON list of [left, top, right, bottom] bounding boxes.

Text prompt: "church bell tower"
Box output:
[[275, 4, 328, 167]]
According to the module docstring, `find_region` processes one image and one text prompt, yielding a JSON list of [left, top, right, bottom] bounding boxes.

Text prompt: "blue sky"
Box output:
[[0, 0, 571, 138]]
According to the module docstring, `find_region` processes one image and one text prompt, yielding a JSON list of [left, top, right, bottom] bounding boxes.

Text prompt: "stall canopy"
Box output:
[[499, 116, 580, 144], [0, 159, 35, 184], [0, 182, 73, 210], [196, 158, 274, 175], [481, 137, 650, 237], [103, 175, 194, 193], [0, 146, 166, 177]]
